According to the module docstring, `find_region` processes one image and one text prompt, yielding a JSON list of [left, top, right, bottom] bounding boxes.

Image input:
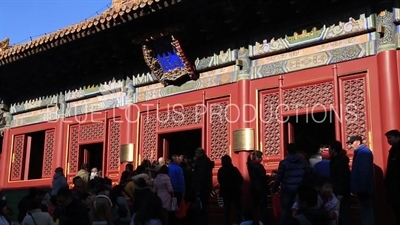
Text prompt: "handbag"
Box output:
[[175, 200, 191, 219], [271, 193, 282, 218], [170, 197, 179, 211]]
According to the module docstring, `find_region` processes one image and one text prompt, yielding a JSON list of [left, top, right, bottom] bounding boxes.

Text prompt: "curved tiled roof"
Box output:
[[0, 0, 180, 66]]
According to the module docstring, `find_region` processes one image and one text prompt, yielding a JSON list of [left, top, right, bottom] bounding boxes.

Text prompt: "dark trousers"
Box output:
[[223, 195, 242, 225], [392, 206, 400, 225], [196, 193, 210, 225], [183, 205, 196, 225], [358, 195, 374, 225], [279, 192, 297, 225], [252, 190, 269, 225], [338, 198, 351, 225], [163, 209, 170, 225], [169, 192, 183, 225]]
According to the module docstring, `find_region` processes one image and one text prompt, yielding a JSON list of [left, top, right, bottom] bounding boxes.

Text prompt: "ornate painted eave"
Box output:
[[0, 0, 183, 66], [142, 35, 197, 86], [100, 79, 125, 95], [10, 95, 58, 114], [249, 14, 376, 58], [65, 85, 101, 102], [132, 72, 158, 87], [63, 78, 123, 100], [0, 101, 10, 133], [195, 49, 239, 72], [65, 78, 125, 102]]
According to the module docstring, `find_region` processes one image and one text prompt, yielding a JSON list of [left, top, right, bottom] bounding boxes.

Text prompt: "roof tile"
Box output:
[[0, 0, 174, 66]]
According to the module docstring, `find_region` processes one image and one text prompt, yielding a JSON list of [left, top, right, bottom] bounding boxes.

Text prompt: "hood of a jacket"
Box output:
[[286, 153, 302, 163], [197, 155, 214, 169], [53, 173, 64, 180], [155, 173, 170, 182]]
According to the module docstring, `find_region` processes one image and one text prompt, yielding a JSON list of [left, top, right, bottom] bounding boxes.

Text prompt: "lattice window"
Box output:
[[10, 135, 25, 181], [80, 123, 105, 142], [262, 91, 281, 156], [341, 77, 368, 144], [209, 101, 229, 161], [141, 113, 157, 161], [159, 105, 203, 129], [283, 81, 334, 111], [108, 119, 121, 171], [68, 126, 80, 173], [42, 130, 55, 178]]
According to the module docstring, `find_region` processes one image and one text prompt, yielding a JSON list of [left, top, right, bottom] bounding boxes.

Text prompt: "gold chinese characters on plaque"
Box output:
[[233, 128, 255, 152]]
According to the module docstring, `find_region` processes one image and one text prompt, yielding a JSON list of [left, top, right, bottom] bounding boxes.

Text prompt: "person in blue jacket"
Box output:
[[272, 143, 313, 225], [347, 135, 374, 225], [168, 154, 186, 205]]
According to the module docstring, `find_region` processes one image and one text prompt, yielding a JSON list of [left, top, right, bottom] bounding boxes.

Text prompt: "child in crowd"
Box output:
[[292, 178, 339, 225]]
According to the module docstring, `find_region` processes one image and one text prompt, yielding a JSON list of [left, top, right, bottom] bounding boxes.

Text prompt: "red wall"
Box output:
[[0, 107, 131, 189], [0, 54, 391, 201], [250, 56, 386, 173], [0, 122, 61, 189], [62, 108, 128, 186], [134, 83, 240, 184]]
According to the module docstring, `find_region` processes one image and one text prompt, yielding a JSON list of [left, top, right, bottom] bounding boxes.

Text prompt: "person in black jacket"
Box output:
[[329, 140, 351, 225], [217, 155, 244, 225], [17, 187, 38, 223], [272, 143, 312, 225], [384, 130, 400, 225], [247, 150, 269, 225], [193, 147, 214, 225], [56, 187, 90, 225]]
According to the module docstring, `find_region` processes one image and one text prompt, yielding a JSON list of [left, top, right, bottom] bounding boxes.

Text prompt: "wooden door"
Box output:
[[23, 136, 32, 180], [83, 149, 90, 164], [10, 135, 26, 181], [162, 138, 169, 158]]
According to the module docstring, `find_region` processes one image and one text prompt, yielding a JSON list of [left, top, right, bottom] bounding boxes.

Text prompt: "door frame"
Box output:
[[283, 111, 338, 156], [157, 128, 203, 159]]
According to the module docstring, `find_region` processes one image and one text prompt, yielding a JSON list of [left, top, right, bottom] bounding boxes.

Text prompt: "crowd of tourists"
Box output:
[[0, 130, 399, 225]]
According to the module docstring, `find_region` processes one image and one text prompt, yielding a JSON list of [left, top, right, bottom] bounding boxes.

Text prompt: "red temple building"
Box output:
[[0, 0, 399, 223]]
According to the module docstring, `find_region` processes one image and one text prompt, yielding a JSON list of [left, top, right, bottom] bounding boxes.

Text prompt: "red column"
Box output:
[[0, 129, 10, 189], [377, 50, 400, 163], [55, 120, 64, 168], [237, 78, 251, 206]]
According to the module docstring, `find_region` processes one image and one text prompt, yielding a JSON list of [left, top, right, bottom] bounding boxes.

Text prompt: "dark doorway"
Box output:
[[284, 111, 336, 157], [79, 143, 104, 171], [26, 131, 46, 180], [159, 129, 202, 160]]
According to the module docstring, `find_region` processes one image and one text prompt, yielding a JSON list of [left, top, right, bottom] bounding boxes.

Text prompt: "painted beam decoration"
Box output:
[[249, 14, 376, 57], [132, 72, 158, 87], [10, 95, 58, 114], [0, 101, 10, 131], [194, 49, 239, 71], [9, 95, 59, 127], [65, 78, 126, 117], [142, 35, 197, 86]]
